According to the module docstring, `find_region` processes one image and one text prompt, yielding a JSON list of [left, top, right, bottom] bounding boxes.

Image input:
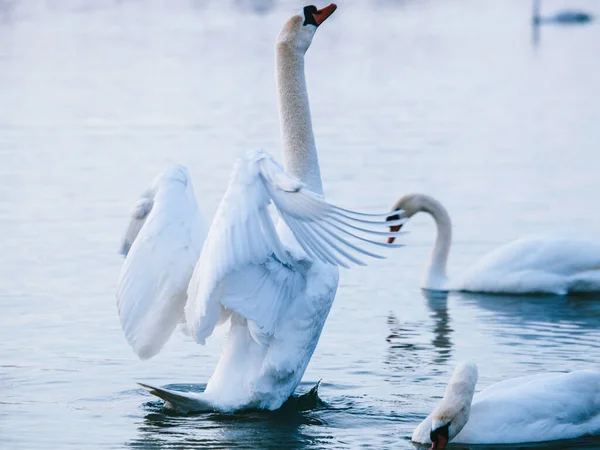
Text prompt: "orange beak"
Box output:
[[386, 211, 403, 244], [388, 225, 401, 244], [430, 434, 448, 449], [313, 3, 337, 26], [430, 424, 450, 449]]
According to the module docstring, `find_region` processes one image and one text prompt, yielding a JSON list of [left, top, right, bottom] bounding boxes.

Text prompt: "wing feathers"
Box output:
[[258, 209, 290, 264], [186, 150, 405, 346], [331, 204, 402, 218], [268, 182, 406, 266], [117, 166, 206, 359], [311, 221, 369, 266], [267, 178, 407, 259], [289, 217, 345, 266]]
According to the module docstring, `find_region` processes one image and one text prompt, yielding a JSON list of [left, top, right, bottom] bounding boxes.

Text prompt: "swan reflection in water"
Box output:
[[385, 290, 453, 372], [456, 292, 600, 358], [458, 292, 600, 329], [385, 290, 600, 376]]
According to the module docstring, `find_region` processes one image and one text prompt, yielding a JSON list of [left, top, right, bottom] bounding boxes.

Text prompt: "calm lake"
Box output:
[[1, 0, 600, 448]]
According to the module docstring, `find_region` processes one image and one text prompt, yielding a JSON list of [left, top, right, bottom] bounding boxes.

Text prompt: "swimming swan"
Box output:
[[387, 193, 600, 294], [412, 362, 600, 448], [116, 4, 405, 413]]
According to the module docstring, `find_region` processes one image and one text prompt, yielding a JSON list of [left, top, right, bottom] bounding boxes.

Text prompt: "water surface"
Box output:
[[2, 1, 600, 448]]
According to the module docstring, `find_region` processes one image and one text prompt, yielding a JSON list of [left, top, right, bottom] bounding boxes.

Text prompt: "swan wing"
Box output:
[[185, 149, 405, 345], [454, 370, 600, 444], [473, 372, 559, 401], [117, 165, 207, 359]]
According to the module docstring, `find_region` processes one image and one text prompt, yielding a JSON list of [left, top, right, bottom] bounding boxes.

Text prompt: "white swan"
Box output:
[[117, 4, 405, 413], [412, 362, 600, 448], [387, 193, 600, 294]]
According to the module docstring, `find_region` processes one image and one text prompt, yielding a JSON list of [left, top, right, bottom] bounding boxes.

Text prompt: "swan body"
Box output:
[[117, 4, 405, 413], [453, 235, 600, 295], [413, 362, 600, 447], [120, 151, 403, 413], [388, 194, 600, 295]]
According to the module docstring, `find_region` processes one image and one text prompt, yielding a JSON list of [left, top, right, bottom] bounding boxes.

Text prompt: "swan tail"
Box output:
[[138, 382, 216, 413]]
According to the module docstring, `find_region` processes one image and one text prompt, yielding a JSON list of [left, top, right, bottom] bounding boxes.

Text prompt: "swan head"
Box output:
[[276, 4, 337, 53], [385, 193, 429, 244], [428, 362, 478, 449]]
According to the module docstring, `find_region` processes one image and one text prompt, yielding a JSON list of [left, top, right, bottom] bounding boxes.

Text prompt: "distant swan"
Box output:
[[387, 193, 600, 294], [532, 0, 593, 25], [412, 362, 600, 448], [116, 4, 404, 413]]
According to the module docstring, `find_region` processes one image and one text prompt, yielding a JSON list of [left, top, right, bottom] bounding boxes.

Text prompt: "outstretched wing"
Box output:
[[185, 150, 405, 345], [117, 165, 206, 360]]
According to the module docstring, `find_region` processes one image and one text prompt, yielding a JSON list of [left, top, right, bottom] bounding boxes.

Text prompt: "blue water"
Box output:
[[1, 1, 600, 448]]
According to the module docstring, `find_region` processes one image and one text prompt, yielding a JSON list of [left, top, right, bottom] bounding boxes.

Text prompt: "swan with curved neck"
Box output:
[[413, 362, 600, 448], [388, 194, 451, 290], [117, 4, 405, 413], [387, 193, 600, 294]]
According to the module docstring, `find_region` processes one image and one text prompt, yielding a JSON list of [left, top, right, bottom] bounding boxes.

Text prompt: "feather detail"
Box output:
[[185, 150, 405, 345]]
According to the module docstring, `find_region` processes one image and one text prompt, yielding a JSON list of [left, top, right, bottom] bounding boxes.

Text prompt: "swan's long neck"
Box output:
[[276, 44, 324, 196], [431, 363, 478, 439], [419, 196, 452, 290]]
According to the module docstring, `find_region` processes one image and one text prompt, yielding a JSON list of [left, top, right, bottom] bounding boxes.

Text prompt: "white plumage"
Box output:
[[388, 194, 600, 294], [117, 165, 206, 360], [186, 151, 398, 346], [117, 151, 404, 411], [116, 4, 403, 413], [453, 235, 600, 295]]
